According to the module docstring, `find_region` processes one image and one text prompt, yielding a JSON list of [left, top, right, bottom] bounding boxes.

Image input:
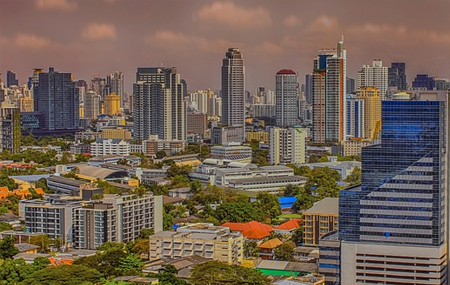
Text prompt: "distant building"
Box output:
[[101, 127, 132, 140], [106, 71, 124, 107], [275, 69, 299, 127], [388, 62, 406, 91], [0, 104, 21, 153], [412, 73, 435, 90], [246, 131, 269, 143], [221, 48, 245, 143], [211, 144, 252, 163], [90, 139, 130, 157], [187, 113, 208, 137], [34, 67, 79, 132], [357, 60, 388, 99], [269, 127, 307, 165], [104, 93, 121, 116], [7, 71, 19, 87], [83, 91, 100, 121], [303, 198, 339, 246], [149, 223, 244, 264], [341, 138, 373, 156]]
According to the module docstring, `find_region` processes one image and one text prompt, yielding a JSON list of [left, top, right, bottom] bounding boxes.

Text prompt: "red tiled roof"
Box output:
[[275, 218, 302, 231], [243, 228, 271, 239], [277, 69, 296, 75]]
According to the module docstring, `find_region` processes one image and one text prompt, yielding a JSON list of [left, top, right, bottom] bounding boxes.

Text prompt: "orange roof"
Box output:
[[258, 238, 283, 249], [221, 221, 273, 239], [275, 219, 302, 231], [49, 257, 74, 266], [35, 188, 45, 195], [243, 228, 271, 239], [0, 186, 9, 193]]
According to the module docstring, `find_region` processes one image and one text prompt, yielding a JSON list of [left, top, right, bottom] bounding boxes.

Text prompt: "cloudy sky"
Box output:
[[1, 0, 449, 93]]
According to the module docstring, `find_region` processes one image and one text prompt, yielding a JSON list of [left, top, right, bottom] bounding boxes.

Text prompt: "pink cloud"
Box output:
[[196, 2, 272, 30], [14, 33, 52, 50], [284, 15, 301, 28], [35, 0, 77, 11], [81, 23, 117, 40]]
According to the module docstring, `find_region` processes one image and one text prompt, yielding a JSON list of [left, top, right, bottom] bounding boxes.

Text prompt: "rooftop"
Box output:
[[258, 238, 283, 249], [76, 164, 128, 179], [304, 197, 339, 215], [275, 219, 302, 231]]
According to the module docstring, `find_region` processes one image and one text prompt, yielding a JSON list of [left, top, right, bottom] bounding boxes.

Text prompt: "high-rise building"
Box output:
[[357, 87, 381, 140], [6, 71, 18, 87], [104, 93, 121, 116], [412, 74, 435, 90], [34, 67, 79, 131], [189, 90, 209, 114], [0, 103, 21, 153], [388, 62, 407, 91], [346, 77, 355, 94], [187, 113, 208, 136], [339, 93, 449, 284], [91, 77, 107, 99], [106, 71, 124, 106], [269, 127, 307, 165], [221, 48, 245, 143], [84, 91, 100, 121], [133, 67, 186, 142], [311, 39, 346, 144], [357, 60, 388, 99], [304, 74, 312, 104], [275, 69, 299, 127], [346, 95, 365, 139], [206, 89, 221, 117]]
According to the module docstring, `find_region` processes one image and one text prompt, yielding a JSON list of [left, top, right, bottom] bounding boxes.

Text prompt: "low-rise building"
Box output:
[[102, 127, 132, 140], [258, 238, 282, 260], [246, 131, 269, 143], [304, 161, 361, 180], [269, 127, 307, 165], [228, 176, 306, 194], [211, 143, 252, 163], [341, 138, 373, 156], [149, 223, 244, 265], [303, 198, 339, 246], [90, 139, 130, 157]]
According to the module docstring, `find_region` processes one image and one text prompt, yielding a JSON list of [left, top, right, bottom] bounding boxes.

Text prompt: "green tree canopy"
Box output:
[[190, 260, 270, 285], [20, 264, 102, 285], [344, 167, 362, 186], [214, 201, 262, 224], [0, 236, 19, 259], [273, 241, 296, 261]]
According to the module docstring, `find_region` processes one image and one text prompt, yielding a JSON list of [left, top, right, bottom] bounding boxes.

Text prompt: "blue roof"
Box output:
[[10, 174, 52, 182], [337, 182, 346, 186], [279, 197, 297, 203]]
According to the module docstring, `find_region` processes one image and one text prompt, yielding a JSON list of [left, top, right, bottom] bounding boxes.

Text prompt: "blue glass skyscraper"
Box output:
[[339, 93, 449, 284]]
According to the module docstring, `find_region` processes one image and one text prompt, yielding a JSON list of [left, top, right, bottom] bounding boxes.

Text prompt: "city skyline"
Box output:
[[1, 0, 450, 93]]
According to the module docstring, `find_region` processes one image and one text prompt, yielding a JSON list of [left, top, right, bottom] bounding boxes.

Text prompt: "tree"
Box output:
[[118, 253, 144, 275], [0, 221, 13, 232], [214, 201, 262, 223], [190, 180, 203, 194], [35, 178, 51, 194], [190, 260, 270, 285], [163, 212, 175, 230], [0, 174, 16, 191], [273, 241, 295, 261], [29, 234, 51, 253], [254, 192, 281, 222], [0, 236, 19, 259], [20, 264, 102, 285], [117, 158, 128, 166], [138, 228, 154, 239], [155, 150, 167, 159], [344, 167, 361, 186], [290, 227, 303, 245], [244, 241, 259, 258]]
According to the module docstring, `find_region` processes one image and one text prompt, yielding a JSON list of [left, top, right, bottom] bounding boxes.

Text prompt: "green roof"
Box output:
[[257, 269, 300, 276]]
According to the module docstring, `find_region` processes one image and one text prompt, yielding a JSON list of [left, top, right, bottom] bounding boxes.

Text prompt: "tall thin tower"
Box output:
[[275, 69, 299, 127], [311, 39, 346, 144], [221, 48, 245, 143]]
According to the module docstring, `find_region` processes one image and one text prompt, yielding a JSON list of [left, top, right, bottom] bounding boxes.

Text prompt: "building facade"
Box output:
[[388, 62, 407, 91], [311, 39, 346, 144], [275, 69, 299, 127], [34, 67, 79, 131], [0, 104, 21, 153], [90, 139, 130, 157], [221, 48, 245, 143], [357, 60, 388, 99], [269, 127, 307, 165], [149, 223, 244, 265], [339, 95, 449, 284], [133, 67, 186, 142], [303, 198, 339, 246]]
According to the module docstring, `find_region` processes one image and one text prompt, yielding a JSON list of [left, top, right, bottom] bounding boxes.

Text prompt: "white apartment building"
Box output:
[[211, 144, 252, 163], [357, 59, 388, 100], [90, 139, 130, 157]]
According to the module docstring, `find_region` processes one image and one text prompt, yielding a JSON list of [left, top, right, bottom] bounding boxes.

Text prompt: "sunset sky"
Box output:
[[1, 0, 449, 93]]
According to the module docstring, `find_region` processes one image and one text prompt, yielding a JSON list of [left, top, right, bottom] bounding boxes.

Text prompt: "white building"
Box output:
[[211, 143, 252, 163], [357, 59, 388, 100], [90, 139, 130, 157], [269, 127, 307, 165]]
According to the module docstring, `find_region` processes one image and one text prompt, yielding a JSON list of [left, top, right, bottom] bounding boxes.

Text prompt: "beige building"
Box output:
[[341, 242, 447, 285], [104, 93, 121, 116], [303, 197, 339, 246], [149, 223, 244, 265], [102, 127, 132, 140], [187, 113, 208, 136], [357, 87, 381, 140], [269, 127, 307, 165], [341, 138, 373, 156], [246, 131, 269, 143]]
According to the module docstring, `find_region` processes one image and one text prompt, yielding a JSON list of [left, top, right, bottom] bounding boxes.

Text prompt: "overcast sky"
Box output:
[[1, 0, 450, 93]]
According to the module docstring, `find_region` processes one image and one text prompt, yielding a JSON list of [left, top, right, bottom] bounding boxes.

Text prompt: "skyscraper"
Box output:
[[133, 67, 186, 142], [275, 69, 299, 127], [388, 62, 407, 90], [412, 74, 435, 90], [0, 103, 21, 154], [340, 93, 449, 284], [357, 59, 388, 99], [221, 48, 245, 143], [311, 39, 346, 144], [269, 127, 306, 165], [6, 71, 18, 87], [106, 71, 124, 107], [358, 86, 381, 140], [34, 67, 79, 131], [84, 91, 101, 121]]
